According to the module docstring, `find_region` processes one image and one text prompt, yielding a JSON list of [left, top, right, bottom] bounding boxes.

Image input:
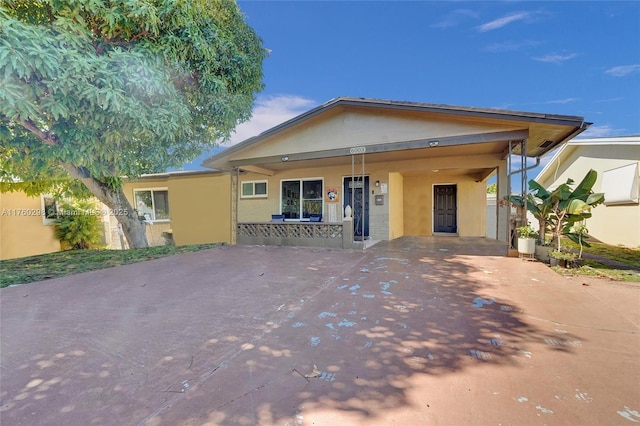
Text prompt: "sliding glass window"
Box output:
[[281, 179, 323, 220]]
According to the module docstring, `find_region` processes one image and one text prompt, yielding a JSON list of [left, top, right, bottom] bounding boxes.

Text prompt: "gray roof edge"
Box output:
[[129, 169, 227, 180], [202, 96, 587, 168]]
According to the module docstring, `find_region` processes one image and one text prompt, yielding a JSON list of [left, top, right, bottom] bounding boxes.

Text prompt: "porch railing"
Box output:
[[237, 221, 355, 249]]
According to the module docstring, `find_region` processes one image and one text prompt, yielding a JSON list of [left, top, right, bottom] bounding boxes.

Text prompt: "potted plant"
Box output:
[[549, 250, 577, 268], [508, 169, 604, 263], [516, 224, 537, 256]]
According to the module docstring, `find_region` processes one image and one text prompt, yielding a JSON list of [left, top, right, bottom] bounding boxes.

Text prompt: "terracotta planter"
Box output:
[[517, 237, 536, 255]]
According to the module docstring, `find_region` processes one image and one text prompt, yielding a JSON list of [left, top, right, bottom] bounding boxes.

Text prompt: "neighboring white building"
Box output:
[[535, 135, 640, 248]]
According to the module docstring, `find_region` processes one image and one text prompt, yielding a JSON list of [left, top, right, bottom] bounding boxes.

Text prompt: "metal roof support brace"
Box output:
[[350, 152, 366, 250], [521, 139, 528, 233], [361, 152, 365, 249], [231, 167, 239, 245], [506, 139, 541, 248]]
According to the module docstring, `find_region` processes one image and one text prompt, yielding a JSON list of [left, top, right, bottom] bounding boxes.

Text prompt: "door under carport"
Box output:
[[434, 184, 457, 233]]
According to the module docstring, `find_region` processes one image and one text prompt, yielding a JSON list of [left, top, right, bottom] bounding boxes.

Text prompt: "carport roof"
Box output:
[[202, 97, 590, 171]]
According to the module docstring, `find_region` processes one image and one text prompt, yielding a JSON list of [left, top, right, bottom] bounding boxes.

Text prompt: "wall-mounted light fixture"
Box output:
[[281, 155, 289, 162], [375, 180, 380, 187]]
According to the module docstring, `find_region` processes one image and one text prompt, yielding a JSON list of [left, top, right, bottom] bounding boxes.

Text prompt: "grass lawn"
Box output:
[[552, 238, 640, 282], [0, 244, 220, 288]]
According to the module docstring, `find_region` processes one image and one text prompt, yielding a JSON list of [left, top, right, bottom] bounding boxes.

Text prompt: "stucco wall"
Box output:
[[0, 192, 61, 260], [388, 172, 404, 240], [239, 165, 396, 241], [123, 173, 231, 246], [538, 145, 640, 247], [232, 109, 524, 161], [238, 157, 496, 241], [403, 173, 487, 237]]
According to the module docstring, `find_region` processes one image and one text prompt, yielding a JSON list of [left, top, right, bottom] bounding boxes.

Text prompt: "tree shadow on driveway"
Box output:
[[139, 239, 583, 425], [1, 239, 596, 425]]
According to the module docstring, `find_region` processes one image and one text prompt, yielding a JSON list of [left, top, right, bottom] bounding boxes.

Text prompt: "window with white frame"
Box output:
[[281, 179, 323, 220], [241, 180, 268, 198], [134, 189, 169, 221], [41, 195, 59, 225]]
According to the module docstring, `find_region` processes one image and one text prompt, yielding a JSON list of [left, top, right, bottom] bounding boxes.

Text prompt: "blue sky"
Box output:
[[184, 1, 640, 178]]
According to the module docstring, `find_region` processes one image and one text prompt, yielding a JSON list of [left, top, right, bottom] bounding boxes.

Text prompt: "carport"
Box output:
[[203, 97, 590, 250]]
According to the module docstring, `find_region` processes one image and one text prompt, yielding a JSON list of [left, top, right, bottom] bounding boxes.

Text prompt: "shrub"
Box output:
[[54, 200, 105, 250]]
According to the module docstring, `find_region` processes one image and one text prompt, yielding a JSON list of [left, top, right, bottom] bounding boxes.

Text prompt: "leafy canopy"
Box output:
[[0, 0, 266, 185]]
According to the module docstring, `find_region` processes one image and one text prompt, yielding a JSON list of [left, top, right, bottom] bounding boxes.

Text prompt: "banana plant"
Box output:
[[507, 190, 553, 245], [529, 169, 604, 251], [508, 169, 605, 251]]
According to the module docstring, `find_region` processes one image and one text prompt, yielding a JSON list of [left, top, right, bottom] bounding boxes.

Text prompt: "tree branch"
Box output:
[[20, 119, 58, 146]]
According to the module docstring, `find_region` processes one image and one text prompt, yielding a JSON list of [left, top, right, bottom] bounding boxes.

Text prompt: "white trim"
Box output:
[[432, 183, 459, 235], [41, 194, 59, 226], [133, 187, 170, 222], [569, 135, 640, 146], [240, 180, 268, 199]]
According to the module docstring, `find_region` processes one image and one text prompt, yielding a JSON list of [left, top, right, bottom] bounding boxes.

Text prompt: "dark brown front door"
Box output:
[[434, 184, 457, 233]]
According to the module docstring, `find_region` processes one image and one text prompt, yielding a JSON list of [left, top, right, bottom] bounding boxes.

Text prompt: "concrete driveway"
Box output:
[[1, 237, 639, 425]]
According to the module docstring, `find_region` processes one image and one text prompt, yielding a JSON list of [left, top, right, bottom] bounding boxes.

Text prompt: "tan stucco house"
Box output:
[[0, 191, 62, 259], [534, 135, 640, 248], [119, 170, 231, 248], [1, 170, 231, 260], [203, 97, 589, 249]]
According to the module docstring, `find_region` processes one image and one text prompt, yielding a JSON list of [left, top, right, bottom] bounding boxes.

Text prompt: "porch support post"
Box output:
[[342, 219, 354, 249], [230, 167, 239, 245], [361, 152, 365, 247], [497, 157, 510, 244]]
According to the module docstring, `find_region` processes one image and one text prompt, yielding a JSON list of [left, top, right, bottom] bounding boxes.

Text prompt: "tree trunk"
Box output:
[[62, 164, 149, 248], [536, 217, 547, 245]]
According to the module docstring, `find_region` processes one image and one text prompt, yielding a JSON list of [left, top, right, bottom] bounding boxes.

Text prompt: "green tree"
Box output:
[[510, 169, 605, 251], [0, 0, 266, 247], [486, 183, 497, 194]]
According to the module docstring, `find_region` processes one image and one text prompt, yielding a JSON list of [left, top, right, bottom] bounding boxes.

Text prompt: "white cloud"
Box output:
[[477, 12, 531, 32], [532, 53, 578, 63], [483, 40, 542, 53], [431, 9, 478, 29], [222, 94, 317, 146], [594, 97, 623, 103], [580, 124, 621, 138], [545, 97, 580, 105], [605, 64, 640, 77]]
